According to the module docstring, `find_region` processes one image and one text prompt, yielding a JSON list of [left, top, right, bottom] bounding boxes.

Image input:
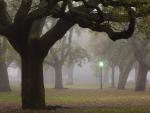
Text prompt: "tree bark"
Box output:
[[21, 56, 45, 109], [135, 63, 149, 91], [67, 64, 75, 85], [54, 64, 63, 89]]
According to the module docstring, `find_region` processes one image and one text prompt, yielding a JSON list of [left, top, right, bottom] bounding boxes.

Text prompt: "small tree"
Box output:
[[45, 28, 73, 89], [66, 44, 90, 85]]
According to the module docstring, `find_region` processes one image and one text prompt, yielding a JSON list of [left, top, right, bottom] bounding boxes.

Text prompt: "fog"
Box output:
[[8, 62, 150, 88], [7, 27, 150, 89]]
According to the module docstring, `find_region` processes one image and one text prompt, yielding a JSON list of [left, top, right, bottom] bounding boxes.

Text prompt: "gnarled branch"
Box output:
[[14, 0, 32, 23], [39, 19, 74, 56]]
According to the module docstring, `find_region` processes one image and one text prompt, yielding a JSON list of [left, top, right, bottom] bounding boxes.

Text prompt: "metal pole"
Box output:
[[100, 67, 103, 89]]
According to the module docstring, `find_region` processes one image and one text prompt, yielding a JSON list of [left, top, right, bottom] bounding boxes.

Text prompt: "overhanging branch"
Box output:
[[39, 19, 74, 56]]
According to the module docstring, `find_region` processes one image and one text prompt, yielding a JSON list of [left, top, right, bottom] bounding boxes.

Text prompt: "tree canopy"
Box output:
[[1, 0, 147, 44]]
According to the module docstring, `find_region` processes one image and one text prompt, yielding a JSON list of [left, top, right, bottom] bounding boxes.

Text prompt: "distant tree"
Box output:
[[88, 35, 112, 86], [45, 28, 73, 89], [129, 35, 150, 91], [66, 44, 90, 85], [108, 40, 135, 89], [0, 38, 11, 92], [129, 16, 150, 91], [89, 34, 136, 89]]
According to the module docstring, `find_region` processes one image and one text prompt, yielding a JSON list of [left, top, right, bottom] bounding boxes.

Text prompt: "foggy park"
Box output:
[[0, 0, 150, 113]]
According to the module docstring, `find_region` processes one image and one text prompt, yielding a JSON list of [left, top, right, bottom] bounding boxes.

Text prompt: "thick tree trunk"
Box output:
[[135, 63, 149, 91], [0, 60, 11, 92], [111, 66, 115, 88], [21, 56, 45, 109], [118, 59, 134, 90], [54, 64, 63, 89], [67, 64, 74, 85], [118, 68, 129, 90], [118, 65, 131, 89]]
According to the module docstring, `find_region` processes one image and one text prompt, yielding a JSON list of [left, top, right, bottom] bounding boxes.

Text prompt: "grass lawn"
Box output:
[[1, 86, 150, 112]]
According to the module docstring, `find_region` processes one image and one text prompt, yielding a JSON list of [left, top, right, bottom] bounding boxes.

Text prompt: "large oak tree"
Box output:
[[0, 0, 148, 109]]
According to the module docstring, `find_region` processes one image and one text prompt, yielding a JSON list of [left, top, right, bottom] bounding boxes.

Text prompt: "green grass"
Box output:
[[0, 92, 20, 103], [45, 88, 150, 107], [1, 86, 150, 112]]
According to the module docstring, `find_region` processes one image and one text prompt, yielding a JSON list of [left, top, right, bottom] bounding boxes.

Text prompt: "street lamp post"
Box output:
[[99, 61, 104, 89]]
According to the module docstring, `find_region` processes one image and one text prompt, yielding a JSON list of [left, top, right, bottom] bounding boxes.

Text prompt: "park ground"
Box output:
[[1, 85, 150, 113]]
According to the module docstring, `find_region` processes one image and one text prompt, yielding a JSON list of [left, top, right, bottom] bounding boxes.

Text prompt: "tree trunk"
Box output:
[[118, 59, 134, 90], [111, 66, 115, 88], [54, 64, 63, 89], [67, 64, 75, 85], [118, 68, 129, 90], [134, 62, 139, 83], [0, 38, 11, 92], [103, 66, 109, 85], [135, 63, 149, 91], [118, 66, 131, 89], [0, 60, 11, 92], [21, 56, 45, 109]]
